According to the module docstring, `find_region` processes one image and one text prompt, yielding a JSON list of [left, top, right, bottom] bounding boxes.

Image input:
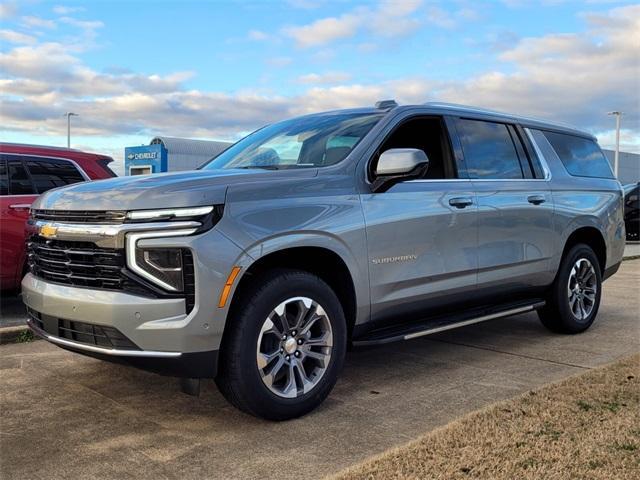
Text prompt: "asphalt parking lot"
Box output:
[[1, 259, 639, 480]]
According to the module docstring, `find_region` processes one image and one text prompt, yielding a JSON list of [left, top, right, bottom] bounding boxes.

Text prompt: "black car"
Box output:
[[624, 183, 639, 241]]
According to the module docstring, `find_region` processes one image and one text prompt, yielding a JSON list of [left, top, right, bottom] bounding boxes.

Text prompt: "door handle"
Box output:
[[449, 197, 473, 209], [9, 204, 31, 211], [527, 195, 546, 205]]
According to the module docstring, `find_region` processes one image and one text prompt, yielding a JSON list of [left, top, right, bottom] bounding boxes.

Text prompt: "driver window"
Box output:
[[376, 117, 455, 180]]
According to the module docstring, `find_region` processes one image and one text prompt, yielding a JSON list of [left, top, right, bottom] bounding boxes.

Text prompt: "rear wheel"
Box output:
[[538, 244, 602, 334], [216, 269, 346, 420]]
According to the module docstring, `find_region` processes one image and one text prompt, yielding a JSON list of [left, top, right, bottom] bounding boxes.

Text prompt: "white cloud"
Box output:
[[1, 4, 638, 154], [247, 29, 270, 41], [425, 6, 456, 29], [0, 29, 37, 45], [284, 1, 424, 48], [59, 16, 104, 31], [20, 16, 56, 29], [265, 56, 293, 67], [52, 5, 86, 15], [0, 2, 17, 19], [283, 11, 362, 48], [296, 72, 352, 85]]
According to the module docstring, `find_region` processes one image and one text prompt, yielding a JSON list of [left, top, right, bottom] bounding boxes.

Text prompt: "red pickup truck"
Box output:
[[0, 143, 117, 292]]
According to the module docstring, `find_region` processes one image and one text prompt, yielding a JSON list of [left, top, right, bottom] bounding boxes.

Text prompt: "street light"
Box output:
[[63, 112, 79, 148], [607, 111, 622, 178]]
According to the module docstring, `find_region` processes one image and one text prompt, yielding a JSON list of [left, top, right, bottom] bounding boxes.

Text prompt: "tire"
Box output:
[[538, 243, 602, 334], [216, 268, 347, 420]]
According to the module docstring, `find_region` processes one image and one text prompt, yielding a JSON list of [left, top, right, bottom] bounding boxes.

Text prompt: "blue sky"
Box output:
[[1, 1, 638, 173]]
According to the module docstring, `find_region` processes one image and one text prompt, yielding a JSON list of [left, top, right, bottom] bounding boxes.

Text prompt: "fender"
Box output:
[[231, 230, 370, 326]]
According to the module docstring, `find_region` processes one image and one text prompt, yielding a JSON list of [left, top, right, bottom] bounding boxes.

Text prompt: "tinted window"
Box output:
[[25, 158, 85, 193], [457, 119, 523, 179], [0, 159, 7, 195], [542, 131, 613, 179], [8, 160, 35, 195]]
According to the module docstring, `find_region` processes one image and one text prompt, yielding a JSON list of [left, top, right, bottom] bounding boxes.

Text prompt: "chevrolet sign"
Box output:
[[128, 152, 157, 160], [39, 224, 58, 239]]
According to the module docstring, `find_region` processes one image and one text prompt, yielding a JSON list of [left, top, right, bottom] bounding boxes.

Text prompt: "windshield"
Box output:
[[201, 112, 383, 170]]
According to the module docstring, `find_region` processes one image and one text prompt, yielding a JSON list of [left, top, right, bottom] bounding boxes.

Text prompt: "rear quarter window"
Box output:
[[542, 131, 614, 179]]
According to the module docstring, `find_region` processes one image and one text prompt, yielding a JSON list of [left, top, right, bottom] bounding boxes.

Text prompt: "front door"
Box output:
[[360, 115, 478, 322], [362, 180, 478, 321]]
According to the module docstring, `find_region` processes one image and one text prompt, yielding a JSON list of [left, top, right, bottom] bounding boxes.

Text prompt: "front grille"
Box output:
[[31, 209, 126, 224], [28, 236, 196, 313], [28, 237, 128, 290], [28, 308, 139, 350]]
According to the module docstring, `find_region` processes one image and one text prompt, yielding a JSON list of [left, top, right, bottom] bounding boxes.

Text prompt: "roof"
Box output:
[[150, 136, 231, 157], [421, 102, 593, 138]]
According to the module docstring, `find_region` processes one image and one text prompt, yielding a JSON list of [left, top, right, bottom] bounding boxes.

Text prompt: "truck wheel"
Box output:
[[216, 269, 346, 420], [538, 244, 602, 334]]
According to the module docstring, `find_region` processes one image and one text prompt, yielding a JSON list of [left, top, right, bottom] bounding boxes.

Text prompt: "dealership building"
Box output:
[[603, 149, 640, 185], [124, 137, 231, 175]]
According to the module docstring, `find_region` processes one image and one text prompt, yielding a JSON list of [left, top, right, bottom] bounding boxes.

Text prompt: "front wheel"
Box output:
[[538, 244, 602, 334], [216, 269, 346, 420]]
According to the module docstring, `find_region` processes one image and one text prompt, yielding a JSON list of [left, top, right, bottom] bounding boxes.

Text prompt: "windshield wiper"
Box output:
[[236, 165, 281, 170]]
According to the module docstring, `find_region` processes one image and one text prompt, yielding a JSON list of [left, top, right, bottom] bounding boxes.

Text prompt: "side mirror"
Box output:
[[372, 148, 429, 192]]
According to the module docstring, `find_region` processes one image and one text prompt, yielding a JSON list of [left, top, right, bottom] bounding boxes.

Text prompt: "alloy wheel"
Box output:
[[567, 258, 597, 321], [256, 296, 333, 398]]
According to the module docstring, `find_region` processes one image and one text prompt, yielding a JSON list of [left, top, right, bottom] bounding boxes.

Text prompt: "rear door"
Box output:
[[453, 118, 555, 296], [0, 156, 38, 289]]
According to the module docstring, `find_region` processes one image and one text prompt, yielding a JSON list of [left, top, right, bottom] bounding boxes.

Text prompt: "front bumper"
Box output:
[[22, 274, 218, 378], [21, 223, 248, 377]]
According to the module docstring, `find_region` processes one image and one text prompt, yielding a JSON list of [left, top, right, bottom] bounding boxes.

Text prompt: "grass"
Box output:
[[15, 329, 34, 343], [332, 354, 640, 480]]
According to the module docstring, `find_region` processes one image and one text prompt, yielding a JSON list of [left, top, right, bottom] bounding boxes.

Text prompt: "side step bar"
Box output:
[[353, 300, 545, 347]]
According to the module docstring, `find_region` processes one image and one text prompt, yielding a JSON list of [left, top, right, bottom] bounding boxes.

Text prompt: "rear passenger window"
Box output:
[[542, 131, 614, 179], [25, 158, 85, 193], [456, 119, 524, 179], [8, 160, 35, 195]]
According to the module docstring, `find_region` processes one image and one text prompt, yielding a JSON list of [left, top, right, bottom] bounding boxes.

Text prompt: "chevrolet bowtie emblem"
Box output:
[[39, 224, 58, 239]]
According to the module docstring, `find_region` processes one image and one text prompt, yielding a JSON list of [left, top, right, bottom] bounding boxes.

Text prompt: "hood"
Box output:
[[33, 168, 318, 211]]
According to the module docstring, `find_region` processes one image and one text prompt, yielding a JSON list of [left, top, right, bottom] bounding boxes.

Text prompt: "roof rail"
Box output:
[[423, 102, 581, 132], [423, 102, 510, 117], [375, 99, 398, 110]]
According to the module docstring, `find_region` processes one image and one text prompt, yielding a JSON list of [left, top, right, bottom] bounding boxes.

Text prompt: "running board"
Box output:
[[353, 300, 545, 347]]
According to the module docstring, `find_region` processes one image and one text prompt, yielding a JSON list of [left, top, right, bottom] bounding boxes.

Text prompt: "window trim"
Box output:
[[454, 117, 528, 181], [365, 114, 461, 184], [3, 153, 90, 181], [538, 129, 614, 180]]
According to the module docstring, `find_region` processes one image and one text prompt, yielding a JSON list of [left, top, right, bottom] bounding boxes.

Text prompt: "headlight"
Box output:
[[125, 205, 224, 233], [124, 205, 223, 292], [126, 229, 198, 292], [135, 248, 185, 291]]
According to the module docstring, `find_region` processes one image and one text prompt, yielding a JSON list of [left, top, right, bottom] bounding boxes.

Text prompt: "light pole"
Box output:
[[607, 111, 622, 178], [64, 112, 79, 148]]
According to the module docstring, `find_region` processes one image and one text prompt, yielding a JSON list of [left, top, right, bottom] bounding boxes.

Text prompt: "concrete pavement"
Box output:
[[1, 260, 639, 480]]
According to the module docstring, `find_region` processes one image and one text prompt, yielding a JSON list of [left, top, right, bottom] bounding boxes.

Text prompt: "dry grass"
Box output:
[[332, 354, 640, 480]]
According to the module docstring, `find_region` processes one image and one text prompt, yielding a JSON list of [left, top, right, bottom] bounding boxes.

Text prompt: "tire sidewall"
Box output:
[[230, 270, 346, 419], [553, 244, 602, 332]]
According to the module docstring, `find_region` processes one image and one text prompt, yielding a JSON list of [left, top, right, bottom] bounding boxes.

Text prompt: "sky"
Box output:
[[1, 0, 638, 175]]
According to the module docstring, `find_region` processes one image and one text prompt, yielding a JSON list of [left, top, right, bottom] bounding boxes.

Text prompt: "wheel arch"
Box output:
[[561, 226, 607, 274], [224, 244, 361, 348]]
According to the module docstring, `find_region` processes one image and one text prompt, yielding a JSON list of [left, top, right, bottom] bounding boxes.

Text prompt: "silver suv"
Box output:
[[23, 102, 625, 420]]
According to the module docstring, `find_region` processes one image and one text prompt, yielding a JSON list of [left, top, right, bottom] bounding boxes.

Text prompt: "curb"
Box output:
[[0, 325, 29, 345]]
